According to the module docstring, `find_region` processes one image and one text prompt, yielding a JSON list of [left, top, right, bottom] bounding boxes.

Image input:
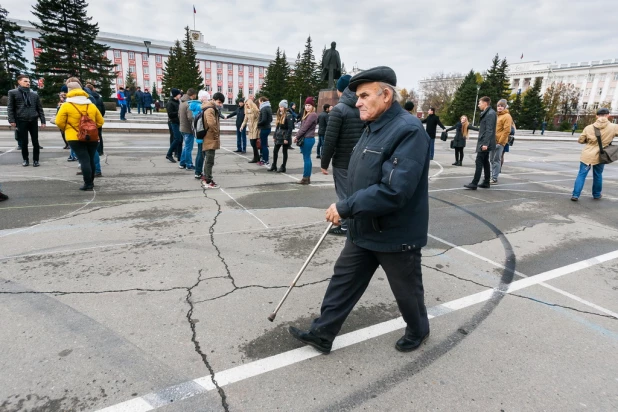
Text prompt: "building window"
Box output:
[[143, 67, 149, 75], [155, 55, 162, 63], [156, 68, 162, 75], [584, 89, 590, 96], [238, 65, 243, 72], [249, 88, 253, 96], [206, 73, 211, 80], [115, 64, 122, 72], [129, 65, 136, 73], [228, 74, 233, 82], [205, 84, 211, 92], [217, 74, 222, 81], [614, 73, 618, 81], [228, 63, 233, 71], [114, 50, 121, 58], [593, 103, 599, 110], [259, 78, 264, 85], [599, 88, 603, 95], [239, 87, 243, 95], [249, 77, 254, 84], [259, 67, 264, 74], [128, 51, 135, 60], [217, 85, 222, 92], [587, 74, 594, 82], [582, 102, 588, 109], [228, 97, 233, 104], [239, 76, 244, 84], [228, 87, 233, 93], [117, 78, 123, 85], [608, 88, 615, 96], [248, 66, 253, 73], [205, 61, 210, 68], [217, 62, 222, 69], [142, 53, 148, 60]]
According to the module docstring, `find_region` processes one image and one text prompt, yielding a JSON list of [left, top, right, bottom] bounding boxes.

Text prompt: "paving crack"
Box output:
[[149, 157, 156, 168], [0, 285, 188, 296]]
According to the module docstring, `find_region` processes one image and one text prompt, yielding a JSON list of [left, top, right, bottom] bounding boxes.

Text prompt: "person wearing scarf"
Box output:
[[257, 97, 273, 165], [7, 75, 46, 167]]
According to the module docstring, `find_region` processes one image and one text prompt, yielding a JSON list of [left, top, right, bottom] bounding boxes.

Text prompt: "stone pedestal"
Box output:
[[317, 89, 340, 113]]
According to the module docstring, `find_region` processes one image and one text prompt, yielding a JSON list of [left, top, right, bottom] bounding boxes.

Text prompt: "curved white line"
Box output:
[[429, 160, 444, 179]]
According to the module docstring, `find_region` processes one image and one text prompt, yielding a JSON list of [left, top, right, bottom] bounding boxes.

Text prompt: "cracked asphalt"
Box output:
[[1, 130, 617, 411]]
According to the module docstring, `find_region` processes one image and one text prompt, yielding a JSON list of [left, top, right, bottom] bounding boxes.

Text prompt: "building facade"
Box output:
[[12, 19, 278, 104]]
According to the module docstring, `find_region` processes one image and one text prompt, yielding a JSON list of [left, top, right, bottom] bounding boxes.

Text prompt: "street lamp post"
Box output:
[[472, 85, 481, 125]]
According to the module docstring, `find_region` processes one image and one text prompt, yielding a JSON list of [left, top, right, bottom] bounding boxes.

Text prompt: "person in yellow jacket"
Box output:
[[571, 107, 618, 201], [490, 99, 513, 184], [55, 79, 104, 191]]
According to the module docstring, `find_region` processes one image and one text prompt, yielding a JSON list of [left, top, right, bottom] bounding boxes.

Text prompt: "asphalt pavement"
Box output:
[[0, 130, 617, 411]]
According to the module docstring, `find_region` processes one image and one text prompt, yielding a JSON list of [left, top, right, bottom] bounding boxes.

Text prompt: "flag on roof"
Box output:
[[193, 5, 196, 14]]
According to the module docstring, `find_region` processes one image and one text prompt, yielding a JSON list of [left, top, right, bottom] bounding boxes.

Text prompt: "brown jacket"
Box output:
[[496, 109, 513, 146], [578, 117, 618, 165], [241, 102, 260, 139], [202, 101, 220, 151]]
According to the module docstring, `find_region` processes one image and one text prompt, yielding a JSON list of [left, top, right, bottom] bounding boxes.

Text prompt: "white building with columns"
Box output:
[[12, 19, 282, 105]]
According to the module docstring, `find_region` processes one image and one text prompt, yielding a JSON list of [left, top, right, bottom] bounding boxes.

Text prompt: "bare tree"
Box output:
[[400, 87, 419, 110], [418, 72, 462, 115]]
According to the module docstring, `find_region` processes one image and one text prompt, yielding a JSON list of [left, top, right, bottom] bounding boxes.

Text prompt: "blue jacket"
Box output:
[[142, 92, 153, 107], [336, 102, 430, 252]]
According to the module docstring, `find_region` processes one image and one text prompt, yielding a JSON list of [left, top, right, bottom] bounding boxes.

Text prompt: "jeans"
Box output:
[[259, 128, 271, 162], [180, 133, 195, 167], [94, 149, 101, 174], [97, 128, 104, 155], [236, 127, 247, 152], [300, 137, 315, 177], [195, 142, 204, 175], [429, 138, 435, 160], [310, 239, 429, 342], [16, 119, 40, 161], [332, 167, 349, 230], [137, 103, 143, 114], [69, 141, 99, 186], [572, 162, 604, 199], [490, 144, 505, 180], [472, 150, 491, 185], [204, 149, 216, 179], [120, 104, 127, 120], [167, 123, 183, 158], [317, 135, 325, 157]]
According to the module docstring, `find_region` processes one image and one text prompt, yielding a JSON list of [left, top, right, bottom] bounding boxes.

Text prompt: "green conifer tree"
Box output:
[[125, 68, 136, 91], [509, 91, 523, 125], [0, 6, 29, 95], [443, 70, 479, 124], [31, 0, 115, 102], [479, 54, 511, 106], [151, 82, 159, 102], [161, 40, 183, 98], [178, 26, 203, 92], [520, 77, 545, 129]]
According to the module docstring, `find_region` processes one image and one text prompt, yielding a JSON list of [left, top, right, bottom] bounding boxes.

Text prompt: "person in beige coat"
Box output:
[[571, 108, 618, 201], [242, 98, 260, 163], [200, 92, 225, 189]]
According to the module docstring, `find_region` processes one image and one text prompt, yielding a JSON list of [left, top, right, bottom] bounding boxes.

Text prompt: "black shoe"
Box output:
[[571, 196, 578, 201], [94, 172, 102, 178], [288, 146, 295, 150], [452, 162, 458, 165], [316, 155, 321, 159], [594, 194, 603, 200], [33, 161, 40, 167], [329, 227, 347, 236], [39, 146, 44, 149], [0, 192, 8, 201], [457, 162, 462, 166], [22, 160, 29, 167], [233, 150, 242, 153], [17, 146, 22, 150], [166, 155, 177, 163], [288, 326, 332, 354], [478, 182, 490, 189], [463, 183, 477, 190], [79, 185, 94, 191], [395, 332, 430, 352], [268, 164, 277, 172], [277, 166, 286, 173]]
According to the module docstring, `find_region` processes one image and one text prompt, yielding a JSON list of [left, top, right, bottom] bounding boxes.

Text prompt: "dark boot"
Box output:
[[268, 163, 277, 172], [277, 166, 286, 173], [297, 177, 309, 185]]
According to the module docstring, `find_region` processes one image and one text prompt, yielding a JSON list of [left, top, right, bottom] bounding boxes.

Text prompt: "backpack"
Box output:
[[508, 124, 515, 146], [193, 107, 214, 139], [68, 103, 99, 142]]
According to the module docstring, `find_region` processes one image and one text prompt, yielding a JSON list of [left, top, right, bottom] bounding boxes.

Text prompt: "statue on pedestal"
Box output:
[[321, 42, 342, 89]]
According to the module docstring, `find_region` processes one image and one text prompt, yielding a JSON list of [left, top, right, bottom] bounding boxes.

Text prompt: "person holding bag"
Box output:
[[295, 97, 318, 185], [242, 98, 260, 164], [55, 78, 104, 191], [444, 115, 477, 166], [570, 108, 618, 201], [269, 100, 294, 173]]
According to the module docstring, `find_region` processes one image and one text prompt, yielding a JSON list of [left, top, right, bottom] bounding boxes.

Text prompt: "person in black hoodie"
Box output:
[[287, 102, 298, 150], [165, 89, 183, 163], [227, 98, 247, 153], [320, 74, 364, 235], [85, 83, 106, 155], [257, 96, 273, 165], [269, 100, 294, 173], [421, 107, 445, 160], [316, 104, 330, 159]]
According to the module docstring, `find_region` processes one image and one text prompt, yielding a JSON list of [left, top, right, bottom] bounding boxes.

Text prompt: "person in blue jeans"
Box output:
[[316, 104, 330, 159], [257, 96, 273, 165], [117, 87, 127, 121], [178, 88, 198, 170], [192, 90, 211, 178], [571, 108, 618, 201], [295, 97, 319, 184]]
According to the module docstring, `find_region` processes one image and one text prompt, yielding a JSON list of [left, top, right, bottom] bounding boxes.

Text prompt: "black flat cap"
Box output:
[[597, 107, 610, 115], [348, 66, 397, 92]]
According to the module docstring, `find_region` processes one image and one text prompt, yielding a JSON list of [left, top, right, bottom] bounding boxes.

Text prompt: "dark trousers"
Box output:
[[310, 240, 429, 342], [17, 119, 40, 161], [120, 105, 127, 120], [455, 147, 464, 162], [250, 139, 259, 161], [272, 143, 288, 167], [68, 141, 99, 186], [472, 151, 491, 185], [97, 128, 104, 155], [259, 128, 271, 162], [317, 135, 325, 157], [166, 122, 183, 158], [429, 138, 435, 160], [332, 167, 349, 230], [236, 127, 247, 152]]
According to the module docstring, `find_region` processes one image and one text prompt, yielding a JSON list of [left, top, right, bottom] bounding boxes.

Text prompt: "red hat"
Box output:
[[304, 97, 315, 106]]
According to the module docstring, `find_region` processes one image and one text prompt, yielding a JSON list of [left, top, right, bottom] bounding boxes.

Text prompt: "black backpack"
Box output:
[[193, 107, 214, 139]]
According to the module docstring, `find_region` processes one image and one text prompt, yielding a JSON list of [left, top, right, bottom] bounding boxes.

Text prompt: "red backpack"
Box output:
[[68, 103, 99, 142]]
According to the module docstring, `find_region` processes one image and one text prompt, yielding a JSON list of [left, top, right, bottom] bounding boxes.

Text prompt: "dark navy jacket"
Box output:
[[336, 102, 430, 252]]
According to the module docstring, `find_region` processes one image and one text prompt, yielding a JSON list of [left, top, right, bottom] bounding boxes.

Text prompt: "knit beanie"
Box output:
[[66, 81, 82, 91], [171, 88, 181, 98], [198, 90, 210, 101], [279, 99, 288, 109], [404, 101, 415, 111], [304, 97, 315, 106], [336, 74, 352, 92]]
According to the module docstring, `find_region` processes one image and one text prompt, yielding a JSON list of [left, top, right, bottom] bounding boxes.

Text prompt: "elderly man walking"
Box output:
[[464, 96, 496, 190], [289, 66, 432, 354]]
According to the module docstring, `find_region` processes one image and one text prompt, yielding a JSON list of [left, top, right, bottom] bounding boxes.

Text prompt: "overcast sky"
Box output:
[[3, 0, 615, 91]]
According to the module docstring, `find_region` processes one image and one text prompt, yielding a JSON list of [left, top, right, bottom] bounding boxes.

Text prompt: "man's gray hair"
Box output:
[[377, 82, 402, 102], [497, 99, 508, 108]]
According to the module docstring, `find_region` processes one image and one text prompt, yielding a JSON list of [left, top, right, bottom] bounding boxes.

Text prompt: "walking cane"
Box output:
[[268, 222, 333, 322]]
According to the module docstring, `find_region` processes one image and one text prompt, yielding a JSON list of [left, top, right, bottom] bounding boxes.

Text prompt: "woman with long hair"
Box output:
[[444, 115, 477, 166], [241, 98, 260, 163], [269, 100, 294, 173], [294, 97, 318, 184]]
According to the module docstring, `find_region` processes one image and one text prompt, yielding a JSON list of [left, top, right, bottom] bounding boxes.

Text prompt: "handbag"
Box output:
[[450, 140, 455, 149], [296, 135, 304, 147], [256, 136, 262, 150], [508, 135, 515, 146], [594, 126, 618, 164], [440, 131, 448, 141]]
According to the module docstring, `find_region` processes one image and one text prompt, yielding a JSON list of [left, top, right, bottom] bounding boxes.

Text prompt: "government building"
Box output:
[[12, 19, 278, 104]]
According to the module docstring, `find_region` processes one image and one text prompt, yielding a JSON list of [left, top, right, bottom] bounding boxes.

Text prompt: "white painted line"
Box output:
[[429, 160, 444, 179], [96, 397, 153, 412], [95, 248, 618, 412], [429, 178, 574, 193], [221, 147, 300, 181], [0, 147, 15, 157], [218, 187, 269, 229]]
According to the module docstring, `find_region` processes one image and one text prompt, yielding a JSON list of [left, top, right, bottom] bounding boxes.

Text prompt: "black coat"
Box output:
[[476, 107, 497, 153], [421, 114, 445, 139], [337, 102, 430, 253], [87, 89, 106, 117], [257, 103, 273, 129], [7, 88, 46, 124], [317, 110, 329, 136], [273, 113, 294, 145], [321, 88, 365, 170], [166, 98, 180, 124], [227, 106, 246, 129], [444, 122, 477, 148]]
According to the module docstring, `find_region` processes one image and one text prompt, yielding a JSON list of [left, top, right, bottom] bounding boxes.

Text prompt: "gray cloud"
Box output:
[[3, 0, 615, 91]]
